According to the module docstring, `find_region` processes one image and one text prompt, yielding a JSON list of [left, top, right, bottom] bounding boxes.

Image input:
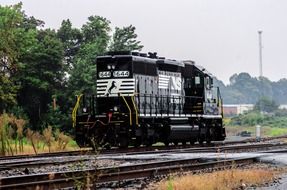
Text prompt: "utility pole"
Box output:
[[257, 30, 263, 142], [258, 30, 263, 77]]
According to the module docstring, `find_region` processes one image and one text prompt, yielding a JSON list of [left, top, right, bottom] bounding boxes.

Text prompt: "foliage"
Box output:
[[214, 73, 287, 104], [157, 168, 277, 190], [0, 113, 76, 155], [0, 113, 27, 155], [67, 16, 111, 97], [0, 3, 146, 132], [0, 3, 25, 110], [110, 25, 143, 51], [17, 28, 65, 129], [230, 109, 287, 128], [254, 96, 278, 113], [226, 125, 287, 137], [57, 19, 82, 68]]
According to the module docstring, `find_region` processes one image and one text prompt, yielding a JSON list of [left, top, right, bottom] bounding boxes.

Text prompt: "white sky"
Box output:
[[2, 0, 287, 84]]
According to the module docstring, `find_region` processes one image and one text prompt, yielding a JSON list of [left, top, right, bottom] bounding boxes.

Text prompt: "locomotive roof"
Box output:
[[97, 52, 185, 67], [98, 51, 213, 76], [182, 60, 213, 77]]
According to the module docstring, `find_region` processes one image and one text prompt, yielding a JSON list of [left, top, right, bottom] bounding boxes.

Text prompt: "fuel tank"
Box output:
[[169, 124, 199, 140]]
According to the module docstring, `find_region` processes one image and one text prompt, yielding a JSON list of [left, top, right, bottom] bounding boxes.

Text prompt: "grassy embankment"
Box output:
[[0, 113, 78, 156], [157, 168, 281, 190], [224, 110, 287, 137]]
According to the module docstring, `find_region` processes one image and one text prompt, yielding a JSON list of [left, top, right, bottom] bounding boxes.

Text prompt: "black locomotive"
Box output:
[[72, 51, 226, 148]]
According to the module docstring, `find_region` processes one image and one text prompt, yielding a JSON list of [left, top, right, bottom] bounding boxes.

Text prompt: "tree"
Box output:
[[0, 3, 38, 112], [67, 16, 111, 97], [57, 19, 82, 68], [109, 25, 143, 51], [254, 97, 278, 113], [17, 29, 65, 129], [81, 16, 111, 44]]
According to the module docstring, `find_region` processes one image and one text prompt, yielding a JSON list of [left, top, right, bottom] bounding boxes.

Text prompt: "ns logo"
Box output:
[[105, 81, 117, 96]]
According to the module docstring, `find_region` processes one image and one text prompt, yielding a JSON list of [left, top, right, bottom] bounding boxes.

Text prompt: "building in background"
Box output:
[[279, 105, 287, 110], [223, 104, 254, 116]]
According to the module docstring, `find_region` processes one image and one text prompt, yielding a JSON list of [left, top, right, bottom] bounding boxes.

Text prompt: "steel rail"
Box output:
[[0, 157, 257, 189], [0, 149, 92, 161], [0, 135, 286, 162], [0, 158, 93, 171]]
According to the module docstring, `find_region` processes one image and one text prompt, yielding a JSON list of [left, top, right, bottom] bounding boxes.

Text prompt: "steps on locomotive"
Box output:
[[191, 102, 203, 113]]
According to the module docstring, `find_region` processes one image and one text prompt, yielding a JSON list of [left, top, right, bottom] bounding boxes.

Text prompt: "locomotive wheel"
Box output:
[[134, 137, 142, 147], [198, 138, 204, 145], [145, 138, 153, 147], [164, 140, 169, 146], [190, 140, 195, 145], [119, 136, 129, 148], [104, 143, 111, 150], [206, 138, 211, 145], [206, 128, 214, 144]]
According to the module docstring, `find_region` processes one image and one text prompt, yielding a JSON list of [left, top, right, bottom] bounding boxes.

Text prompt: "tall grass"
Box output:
[[26, 128, 41, 155], [43, 125, 53, 152], [0, 113, 76, 155], [157, 168, 277, 190], [0, 113, 14, 155]]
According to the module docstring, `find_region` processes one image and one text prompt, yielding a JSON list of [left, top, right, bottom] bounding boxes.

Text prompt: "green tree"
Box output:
[[254, 97, 278, 113], [110, 25, 143, 51], [57, 19, 82, 68], [0, 3, 25, 111], [17, 29, 65, 128], [67, 16, 111, 96]]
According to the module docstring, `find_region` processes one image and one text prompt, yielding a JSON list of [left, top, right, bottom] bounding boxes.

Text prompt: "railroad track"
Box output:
[[0, 149, 92, 161], [0, 141, 286, 189], [0, 157, 93, 171], [0, 157, 258, 189], [0, 142, 286, 171], [0, 135, 286, 161]]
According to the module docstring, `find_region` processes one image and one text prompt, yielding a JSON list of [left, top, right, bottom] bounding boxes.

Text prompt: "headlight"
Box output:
[[107, 65, 111, 69], [114, 106, 118, 111], [83, 108, 87, 112]]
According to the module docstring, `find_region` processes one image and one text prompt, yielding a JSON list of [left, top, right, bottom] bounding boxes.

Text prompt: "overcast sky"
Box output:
[[2, 0, 287, 84]]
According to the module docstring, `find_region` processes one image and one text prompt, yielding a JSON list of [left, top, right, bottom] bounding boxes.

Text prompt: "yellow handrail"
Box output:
[[121, 95, 132, 126], [72, 94, 83, 127], [131, 95, 138, 125]]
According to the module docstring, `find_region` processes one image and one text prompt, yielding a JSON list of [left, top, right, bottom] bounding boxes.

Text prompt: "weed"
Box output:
[[56, 132, 71, 150], [26, 128, 41, 154], [15, 118, 26, 153], [167, 176, 173, 190], [157, 168, 277, 190], [43, 125, 53, 152]]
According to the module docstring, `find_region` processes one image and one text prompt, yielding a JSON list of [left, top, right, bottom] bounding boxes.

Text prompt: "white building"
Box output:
[[223, 104, 254, 115], [279, 105, 287, 109]]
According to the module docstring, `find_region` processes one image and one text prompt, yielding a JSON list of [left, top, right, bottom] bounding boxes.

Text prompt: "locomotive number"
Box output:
[[98, 71, 111, 78], [113, 71, 129, 77]]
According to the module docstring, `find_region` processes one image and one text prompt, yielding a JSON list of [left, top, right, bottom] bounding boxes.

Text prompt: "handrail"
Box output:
[[131, 96, 138, 125], [217, 87, 224, 118], [121, 95, 132, 126], [72, 94, 83, 128]]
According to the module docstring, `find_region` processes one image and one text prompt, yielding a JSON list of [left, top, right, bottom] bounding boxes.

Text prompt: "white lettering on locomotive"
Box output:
[[98, 71, 111, 78], [158, 71, 182, 91], [113, 70, 130, 77]]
